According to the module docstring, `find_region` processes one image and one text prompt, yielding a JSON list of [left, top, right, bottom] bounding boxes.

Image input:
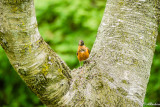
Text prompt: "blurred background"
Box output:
[[0, 0, 159, 106]]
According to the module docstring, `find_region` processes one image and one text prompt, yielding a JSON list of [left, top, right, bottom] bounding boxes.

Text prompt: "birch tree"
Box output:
[[0, 0, 159, 106]]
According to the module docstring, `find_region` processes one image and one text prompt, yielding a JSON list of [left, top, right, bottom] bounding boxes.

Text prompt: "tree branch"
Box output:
[[89, 0, 159, 105], [0, 0, 159, 106], [0, 0, 71, 106]]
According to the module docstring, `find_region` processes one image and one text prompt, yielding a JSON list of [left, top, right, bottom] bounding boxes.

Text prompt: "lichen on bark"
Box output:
[[0, 0, 159, 106], [2, 0, 30, 4], [0, 0, 71, 105]]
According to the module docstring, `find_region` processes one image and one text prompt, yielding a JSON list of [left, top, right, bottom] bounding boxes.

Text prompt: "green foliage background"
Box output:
[[0, 0, 159, 106]]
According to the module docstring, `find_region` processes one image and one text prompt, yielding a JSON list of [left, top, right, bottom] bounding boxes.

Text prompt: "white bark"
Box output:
[[0, 0, 159, 107]]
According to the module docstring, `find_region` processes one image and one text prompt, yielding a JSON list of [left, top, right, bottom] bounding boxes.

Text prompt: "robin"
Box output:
[[77, 40, 90, 66]]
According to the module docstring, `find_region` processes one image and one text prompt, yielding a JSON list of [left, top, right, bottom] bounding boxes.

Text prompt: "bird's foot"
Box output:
[[84, 60, 90, 65]]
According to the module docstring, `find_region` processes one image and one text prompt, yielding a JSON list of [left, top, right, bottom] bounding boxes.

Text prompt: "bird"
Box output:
[[77, 40, 90, 66]]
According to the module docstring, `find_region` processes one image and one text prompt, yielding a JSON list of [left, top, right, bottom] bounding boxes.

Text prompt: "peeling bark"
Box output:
[[0, 0, 159, 107]]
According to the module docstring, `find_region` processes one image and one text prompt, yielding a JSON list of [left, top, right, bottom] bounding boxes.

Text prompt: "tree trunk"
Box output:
[[0, 0, 159, 107]]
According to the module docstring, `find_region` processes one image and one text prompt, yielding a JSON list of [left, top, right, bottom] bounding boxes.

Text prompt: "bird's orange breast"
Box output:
[[77, 46, 90, 61]]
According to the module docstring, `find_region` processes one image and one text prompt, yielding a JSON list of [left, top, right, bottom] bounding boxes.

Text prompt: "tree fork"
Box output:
[[0, 0, 160, 107]]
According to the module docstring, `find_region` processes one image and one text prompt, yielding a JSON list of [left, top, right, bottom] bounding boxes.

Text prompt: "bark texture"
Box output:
[[0, 0, 71, 105], [88, 0, 159, 106], [0, 0, 159, 107]]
